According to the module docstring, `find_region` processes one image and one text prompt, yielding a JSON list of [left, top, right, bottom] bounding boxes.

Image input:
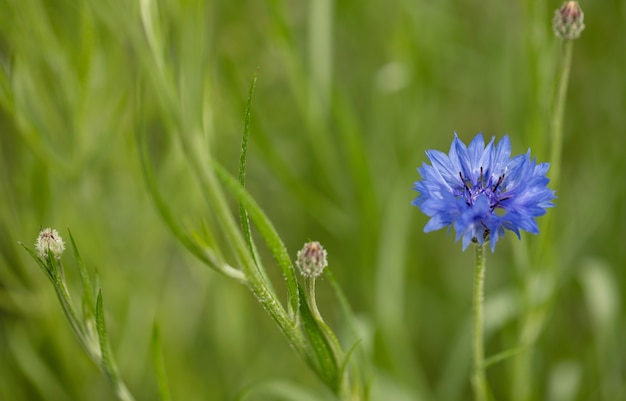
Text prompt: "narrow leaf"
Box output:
[[19, 242, 53, 282], [151, 322, 173, 401], [237, 72, 272, 288], [68, 229, 96, 322], [21, 242, 90, 355], [238, 71, 258, 240], [338, 339, 362, 388], [484, 347, 527, 370], [325, 268, 369, 383], [213, 161, 299, 317], [47, 250, 86, 341], [298, 284, 339, 392], [95, 290, 120, 386], [137, 131, 244, 282], [137, 138, 206, 262]]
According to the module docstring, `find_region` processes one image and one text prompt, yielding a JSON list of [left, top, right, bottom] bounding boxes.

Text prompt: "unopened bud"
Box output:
[[296, 241, 328, 278], [35, 228, 65, 260], [553, 2, 585, 40]]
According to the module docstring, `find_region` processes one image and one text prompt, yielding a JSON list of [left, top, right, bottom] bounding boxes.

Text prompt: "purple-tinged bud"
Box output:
[[296, 241, 328, 278], [553, 2, 585, 40], [35, 228, 65, 260]]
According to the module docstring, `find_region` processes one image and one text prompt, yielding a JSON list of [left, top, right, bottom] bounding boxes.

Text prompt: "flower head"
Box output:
[[296, 241, 328, 278], [35, 227, 66, 260], [553, 1, 585, 40], [411, 133, 555, 252]]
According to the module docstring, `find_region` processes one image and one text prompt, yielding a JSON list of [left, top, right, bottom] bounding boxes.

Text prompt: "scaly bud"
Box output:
[[296, 241, 328, 278], [35, 228, 65, 260], [553, 2, 585, 40]]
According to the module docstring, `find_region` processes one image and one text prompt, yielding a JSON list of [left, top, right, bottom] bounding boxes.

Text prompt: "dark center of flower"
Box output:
[[457, 168, 508, 211]]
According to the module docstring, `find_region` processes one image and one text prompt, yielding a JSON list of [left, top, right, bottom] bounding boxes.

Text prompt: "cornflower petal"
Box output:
[[412, 133, 556, 251]]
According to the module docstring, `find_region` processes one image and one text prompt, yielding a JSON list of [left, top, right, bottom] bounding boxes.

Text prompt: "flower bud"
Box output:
[[296, 241, 328, 278], [553, 1, 585, 40], [35, 228, 65, 260]]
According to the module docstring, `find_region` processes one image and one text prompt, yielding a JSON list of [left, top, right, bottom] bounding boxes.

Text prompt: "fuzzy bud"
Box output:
[[553, 2, 585, 40], [35, 228, 65, 260], [296, 241, 328, 278]]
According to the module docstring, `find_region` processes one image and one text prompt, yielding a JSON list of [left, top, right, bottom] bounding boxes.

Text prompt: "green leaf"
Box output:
[[137, 131, 245, 282], [213, 161, 299, 317], [19, 242, 53, 282], [47, 250, 87, 342], [137, 137, 206, 263], [238, 71, 257, 245], [338, 339, 361, 389], [68, 229, 96, 324], [95, 290, 120, 387], [20, 241, 89, 357], [298, 284, 339, 392], [151, 322, 172, 401], [237, 71, 272, 289], [484, 347, 527, 370], [95, 292, 135, 401]]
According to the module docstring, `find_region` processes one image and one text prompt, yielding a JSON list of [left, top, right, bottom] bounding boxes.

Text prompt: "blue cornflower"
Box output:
[[412, 133, 556, 251]]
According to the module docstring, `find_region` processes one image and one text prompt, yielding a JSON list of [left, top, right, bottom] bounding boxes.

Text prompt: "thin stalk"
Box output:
[[472, 243, 488, 401], [304, 275, 351, 400], [539, 39, 573, 251], [304, 276, 322, 321], [113, 383, 135, 401], [548, 40, 573, 191], [513, 39, 575, 401]]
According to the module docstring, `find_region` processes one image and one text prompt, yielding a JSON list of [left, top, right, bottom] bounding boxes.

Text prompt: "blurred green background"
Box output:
[[0, 0, 624, 400]]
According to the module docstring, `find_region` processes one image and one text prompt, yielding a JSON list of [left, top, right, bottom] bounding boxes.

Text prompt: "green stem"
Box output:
[[304, 275, 352, 400], [472, 243, 488, 401], [539, 39, 573, 254], [304, 276, 322, 321], [549, 40, 573, 191], [512, 39, 575, 401], [178, 135, 311, 363], [114, 383, 136, 401]]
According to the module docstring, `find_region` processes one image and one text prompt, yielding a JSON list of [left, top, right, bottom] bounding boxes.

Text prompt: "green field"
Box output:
[[0, 1, 624, 400]]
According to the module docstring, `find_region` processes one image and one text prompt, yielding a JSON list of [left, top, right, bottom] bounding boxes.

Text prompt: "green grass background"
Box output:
[[0, 0, 624, 400]]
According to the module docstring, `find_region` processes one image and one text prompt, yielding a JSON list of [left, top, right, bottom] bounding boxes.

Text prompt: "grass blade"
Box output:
[[237, 71, 272, 288], [96, 290, 136, 401], [298, 283, 339, 392], [136, 130, 246, 282], [238, 71, 257, 247], [151, 322, 173, 401], [213, 161, 299, 317], [484, 347, 527, 370], [96, 290, 119, 385], [68, 229, 96, 323]]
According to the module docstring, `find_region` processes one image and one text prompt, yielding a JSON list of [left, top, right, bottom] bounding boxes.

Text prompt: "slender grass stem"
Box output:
[[472, 243, 488, 401], [539, 39, 573, 252], [513, 39, 575, 401], [549, 40, 573, 191]]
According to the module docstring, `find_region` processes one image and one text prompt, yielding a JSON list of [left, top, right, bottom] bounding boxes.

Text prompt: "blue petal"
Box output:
[[426, 150, 459, 185], [412, 132, 554, 252], [478, 136, 496, 175], [490, 135, 511, 177], [467, 133, 486, 179]]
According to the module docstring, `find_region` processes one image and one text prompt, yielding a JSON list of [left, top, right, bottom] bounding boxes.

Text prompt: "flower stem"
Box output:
[[305, 276, 323, 321], [472, 243, 488, 401], [512, 39, 575, 401], [549, 39, 574, 191]]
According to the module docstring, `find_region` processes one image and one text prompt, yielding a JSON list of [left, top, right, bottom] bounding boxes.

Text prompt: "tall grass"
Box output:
[[0, 0, 624, 400]]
